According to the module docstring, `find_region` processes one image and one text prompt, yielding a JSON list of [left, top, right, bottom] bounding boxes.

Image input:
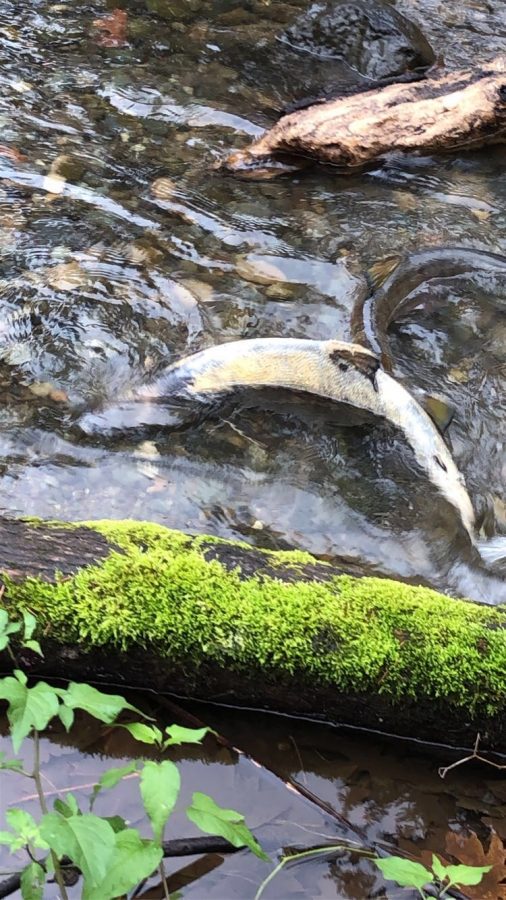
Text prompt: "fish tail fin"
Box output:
[[366, 255, 402, 292], [477, 535, 506, 566]]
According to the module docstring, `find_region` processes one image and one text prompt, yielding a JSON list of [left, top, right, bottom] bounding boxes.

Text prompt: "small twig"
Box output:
[[289, 735, 307, 787], [10, 772, 139, 804], [162, 836, 239, 857], [0, 872, 22, 899], [438, 733, 506, 778]]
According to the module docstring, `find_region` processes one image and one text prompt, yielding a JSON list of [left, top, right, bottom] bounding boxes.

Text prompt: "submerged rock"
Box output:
[[281, 0, 435, 80]]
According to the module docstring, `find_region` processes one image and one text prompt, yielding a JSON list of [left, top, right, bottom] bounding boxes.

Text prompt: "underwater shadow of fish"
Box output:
[[351, 245, 506, 373]]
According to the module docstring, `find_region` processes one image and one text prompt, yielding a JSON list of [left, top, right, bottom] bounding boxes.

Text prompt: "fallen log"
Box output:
[[1, 517, 506, 750], [221, 55, 506, 177]]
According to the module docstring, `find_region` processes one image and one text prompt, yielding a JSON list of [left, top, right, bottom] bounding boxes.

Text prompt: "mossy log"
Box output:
[[1, 517, 505, 751], [221, 55, 506, 177]]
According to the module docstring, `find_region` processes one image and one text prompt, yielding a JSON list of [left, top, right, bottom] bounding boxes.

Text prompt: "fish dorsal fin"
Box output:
[[367, 255, 402, 292], [420, 393, 455, 436]]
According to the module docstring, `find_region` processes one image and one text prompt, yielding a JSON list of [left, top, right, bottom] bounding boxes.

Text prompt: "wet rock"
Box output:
[[28, 381, 68, 403], [265, 283, 296, 300], [46, 261, 87, 291], [48, 154, 86, 183], [179, 278, 215, 303], [151, 176, 177, 200], [281, 0, 435, 80], [236, 254, 288, 285], [145, 0, 202, 22]]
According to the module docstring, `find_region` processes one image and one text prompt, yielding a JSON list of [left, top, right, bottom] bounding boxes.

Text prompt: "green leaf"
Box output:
[[21, 611, 37, 642], [443, 863, 492, 887], [123, 722, 162, 745], [90, 761, 139, 809], [0, 751, 24, 772], [186, 792, 268, 862], [163, 724, 211, 747], [40, 812, 116, 890], [374, 857, 432, 891], [0, 615, 22, 651], [20, 861, 45, 900], [14, 669, 27, 685], [431, 854, 447, 882], [0, 830, 18, 849], [2, 809, 48, 852], [140, 760, 180, 842], [54, 793, 81, 818], [103, 815, 128, 833], [22, 640, 43, 657], [83, 828, 163, 900], [0, 677, 60, 752], [63, 683, 143, 724], [58, 704, 74, 732]]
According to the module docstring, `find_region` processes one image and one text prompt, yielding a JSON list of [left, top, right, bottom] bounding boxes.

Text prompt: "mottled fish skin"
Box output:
[[129, 337, 476, 541], [352, 246, 506, 371]]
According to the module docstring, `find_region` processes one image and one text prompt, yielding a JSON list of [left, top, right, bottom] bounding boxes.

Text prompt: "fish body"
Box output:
[[124, 337, 476, 540], [352, 246, 506, 371]]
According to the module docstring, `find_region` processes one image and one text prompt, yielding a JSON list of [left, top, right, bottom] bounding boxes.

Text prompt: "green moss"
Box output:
[[2, 519, 506, 716]]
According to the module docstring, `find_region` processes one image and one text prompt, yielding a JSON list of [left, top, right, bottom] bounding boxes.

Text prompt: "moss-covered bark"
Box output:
[[1, 518, 505, 749]]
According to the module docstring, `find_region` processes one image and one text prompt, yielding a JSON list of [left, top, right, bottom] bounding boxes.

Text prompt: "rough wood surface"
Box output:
[[222, 56, 506, 177], [0, 517, 115, 582], [0, 517, 505, 750]]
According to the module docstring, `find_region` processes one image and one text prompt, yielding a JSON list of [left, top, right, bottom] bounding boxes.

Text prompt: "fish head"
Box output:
[[324, 341, 381, 400]]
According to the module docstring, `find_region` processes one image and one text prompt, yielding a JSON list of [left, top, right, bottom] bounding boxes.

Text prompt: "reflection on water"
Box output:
[[1, 698, 505, 899]]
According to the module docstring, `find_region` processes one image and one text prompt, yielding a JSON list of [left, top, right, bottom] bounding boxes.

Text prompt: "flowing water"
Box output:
[[0, 0, 505, 896], [0, 0, 504, 598]]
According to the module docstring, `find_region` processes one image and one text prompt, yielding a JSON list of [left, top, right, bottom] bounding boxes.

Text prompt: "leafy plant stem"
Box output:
[[254, 845, 359, 900], [158, 822, 170, 900], [32, 730, 70, 900], [159, 861, 170, 899]]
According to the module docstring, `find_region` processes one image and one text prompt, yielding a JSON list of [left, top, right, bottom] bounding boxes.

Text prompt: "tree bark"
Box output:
[[221, 56, 506, 178], [1, 517, 506, 751]]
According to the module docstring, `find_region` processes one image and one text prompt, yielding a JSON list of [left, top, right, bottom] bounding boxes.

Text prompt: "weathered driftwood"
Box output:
[[221, 55, 506, 177], [1, 517, 506, 750]]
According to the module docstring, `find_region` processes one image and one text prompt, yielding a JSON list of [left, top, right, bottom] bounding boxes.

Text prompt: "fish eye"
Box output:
[[339, 362, 349, 372]]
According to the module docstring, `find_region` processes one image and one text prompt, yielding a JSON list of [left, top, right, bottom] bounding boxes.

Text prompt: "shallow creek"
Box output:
[[0, 0, 505, 895], [2, 699, 506, 899]]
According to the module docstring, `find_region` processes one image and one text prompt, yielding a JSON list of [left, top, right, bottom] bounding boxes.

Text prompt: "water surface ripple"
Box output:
[[0, 0, 504, 603]]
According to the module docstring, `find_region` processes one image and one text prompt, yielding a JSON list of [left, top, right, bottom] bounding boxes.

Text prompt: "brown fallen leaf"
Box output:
[[0, 145, 28, 163], [445, 828, 506, 899], [28, 382, 69, 404], [92, 9, 128, 47]]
